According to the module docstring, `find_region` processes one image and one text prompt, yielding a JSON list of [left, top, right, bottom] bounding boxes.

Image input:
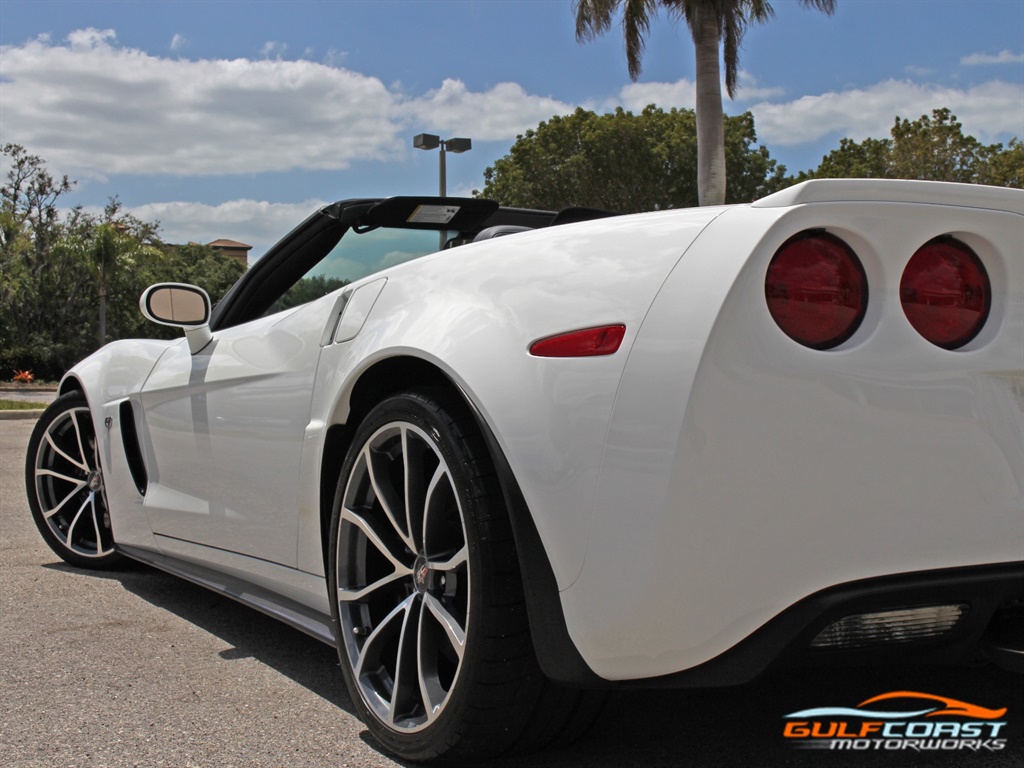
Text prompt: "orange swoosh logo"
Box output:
[[859, 691, 1007, 719]]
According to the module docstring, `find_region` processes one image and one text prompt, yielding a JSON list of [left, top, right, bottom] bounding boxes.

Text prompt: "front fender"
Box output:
[[63, 338, 179, 422], [61, 338, 180, 551]]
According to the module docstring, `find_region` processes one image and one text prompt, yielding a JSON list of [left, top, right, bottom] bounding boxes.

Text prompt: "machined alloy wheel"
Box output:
[[26, 392, 122, 568], [329, 390, 605, 764], [336, 419, 470, 732]]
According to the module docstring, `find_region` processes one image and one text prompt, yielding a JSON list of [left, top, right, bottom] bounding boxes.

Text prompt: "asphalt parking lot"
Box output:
[[3, 417, 1021, 768]]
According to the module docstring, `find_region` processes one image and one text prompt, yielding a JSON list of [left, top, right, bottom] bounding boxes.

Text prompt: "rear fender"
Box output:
[[569, 199, 1024, 680]]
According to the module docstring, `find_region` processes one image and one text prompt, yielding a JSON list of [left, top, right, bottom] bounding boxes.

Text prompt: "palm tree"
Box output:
[[575, 0, 836, 206], [84, 221, 163, 347], [88, 223, 125, 348]]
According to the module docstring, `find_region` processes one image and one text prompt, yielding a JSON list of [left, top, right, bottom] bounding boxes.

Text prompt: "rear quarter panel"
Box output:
[[567, 198, 1024, 679]]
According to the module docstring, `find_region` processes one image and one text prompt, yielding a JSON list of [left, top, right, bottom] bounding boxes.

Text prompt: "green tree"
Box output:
[[1, 144, 93, 379], [890, 108, 997, 183], [88, 227, 163, 347], [800, 109, 1019, 187], [804, 136, 893, 180], [0, 143, 73, 264], [267, 274, 349, 315], [985, 138, 1024, 188], [574, 0, 836, 206], [478, 105, 786, 211], [1, 144, 248, 380], [162, 242, 247, 305]]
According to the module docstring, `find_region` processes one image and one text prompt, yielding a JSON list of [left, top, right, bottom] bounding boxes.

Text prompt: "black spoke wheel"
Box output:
[[329, 389, 604, 763], [25, 392, 122, 569]]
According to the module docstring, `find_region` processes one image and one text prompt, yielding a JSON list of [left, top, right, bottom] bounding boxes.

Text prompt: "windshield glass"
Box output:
[[319, 227, 442, 281], [263, 226, 441, 316]]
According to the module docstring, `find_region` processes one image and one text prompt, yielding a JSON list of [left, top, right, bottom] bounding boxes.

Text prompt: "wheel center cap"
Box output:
[[413, 556, 431, 594], [86, 471, 103, 492]]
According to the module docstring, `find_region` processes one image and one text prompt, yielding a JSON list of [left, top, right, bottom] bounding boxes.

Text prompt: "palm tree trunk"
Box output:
[[692, 4, 726, 206], [98, 274, 107, 348]]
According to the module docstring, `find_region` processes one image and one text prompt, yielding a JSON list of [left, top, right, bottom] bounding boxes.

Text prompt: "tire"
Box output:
[[25, 392, 123, 569], [328, 389, 604, 763]]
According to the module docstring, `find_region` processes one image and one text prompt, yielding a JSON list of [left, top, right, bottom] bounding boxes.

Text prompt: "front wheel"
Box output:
[[328, 390, 603, 763], [25, 392, 122, 569]]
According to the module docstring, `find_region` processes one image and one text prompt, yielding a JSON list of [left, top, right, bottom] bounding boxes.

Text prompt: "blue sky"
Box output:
[[2, 0, 1022, 258]]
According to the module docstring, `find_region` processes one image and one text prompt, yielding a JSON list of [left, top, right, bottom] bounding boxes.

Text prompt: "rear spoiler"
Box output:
[[754, 179, 1024, 215]]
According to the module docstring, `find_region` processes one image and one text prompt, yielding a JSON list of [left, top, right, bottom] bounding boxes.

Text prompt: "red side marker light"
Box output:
[[530, 325, 626, 357], [900, 237, 990, 349]]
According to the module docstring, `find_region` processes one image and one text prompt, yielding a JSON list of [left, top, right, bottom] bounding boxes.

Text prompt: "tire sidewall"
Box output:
[[327, 391, 495, 762], [25, 392, 122, 569]]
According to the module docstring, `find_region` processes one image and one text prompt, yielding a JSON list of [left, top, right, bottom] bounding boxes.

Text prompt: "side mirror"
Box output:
[[140, 283, 213, 354]]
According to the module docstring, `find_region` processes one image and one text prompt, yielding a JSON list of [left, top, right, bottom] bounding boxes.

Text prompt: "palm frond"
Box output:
[[622, 0, 657, 80], [574, 0, 619, 41]]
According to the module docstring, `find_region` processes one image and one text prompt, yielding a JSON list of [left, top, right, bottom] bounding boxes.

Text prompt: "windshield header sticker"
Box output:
[[407, 205, 460, 225]]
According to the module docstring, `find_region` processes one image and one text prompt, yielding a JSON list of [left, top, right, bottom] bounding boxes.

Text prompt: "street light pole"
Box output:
[[439, 142, 446, 197], [414, 133, 472, 249]]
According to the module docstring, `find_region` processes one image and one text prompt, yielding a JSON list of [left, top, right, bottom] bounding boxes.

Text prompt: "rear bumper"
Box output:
[[982, 598, 1024, 672], [627, 562, 1024, 688]]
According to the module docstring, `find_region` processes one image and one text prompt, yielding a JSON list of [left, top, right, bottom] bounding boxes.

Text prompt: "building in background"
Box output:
[[204, 239, 252, 268]]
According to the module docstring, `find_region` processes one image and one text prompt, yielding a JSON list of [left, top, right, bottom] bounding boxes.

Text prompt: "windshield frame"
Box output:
[[210, 197, 560, 331]]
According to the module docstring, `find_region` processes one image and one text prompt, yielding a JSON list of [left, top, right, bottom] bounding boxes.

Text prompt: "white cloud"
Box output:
[[733, 72, 788, 102], [67, 27, 116, 49], [609, 75, 1022, 150], [962, 50, 1024, 66], [0, 29, 403, 177], [260, 40, 287, 59], [749, 79, 1024, 146], [0, 30, 575, 178], [615, 71, 784, 112], [170, 34, 187, 52], [324, 48, 349, 67], [118, 198, 329, 258], [408, 79, 574, 141], [4, 28, 1021, 189], [617, 79, 696, 111]]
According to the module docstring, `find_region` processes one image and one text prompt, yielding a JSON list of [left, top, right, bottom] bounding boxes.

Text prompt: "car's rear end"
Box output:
[[563, 180, 1023, 683]]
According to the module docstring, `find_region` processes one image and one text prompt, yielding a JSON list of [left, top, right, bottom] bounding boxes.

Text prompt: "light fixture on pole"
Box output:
[[414, 133, 472, 249]]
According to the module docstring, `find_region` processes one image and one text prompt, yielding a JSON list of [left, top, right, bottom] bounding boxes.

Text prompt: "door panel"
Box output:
[[138, 296, 339, 566]]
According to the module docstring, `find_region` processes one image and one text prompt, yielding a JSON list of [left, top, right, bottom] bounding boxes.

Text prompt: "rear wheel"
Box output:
[[328, 389, 603, 763], [25, 392, 122, 569]]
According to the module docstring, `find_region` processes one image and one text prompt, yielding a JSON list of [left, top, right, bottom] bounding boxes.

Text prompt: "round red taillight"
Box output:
[[765, 231, 868, 349], [900, 237, 990, 349]]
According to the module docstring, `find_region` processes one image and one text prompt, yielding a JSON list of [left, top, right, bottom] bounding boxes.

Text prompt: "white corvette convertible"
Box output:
[[26, 179, 1023, 762]]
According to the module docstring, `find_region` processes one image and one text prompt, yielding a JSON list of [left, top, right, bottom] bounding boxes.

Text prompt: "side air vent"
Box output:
[[119, 400, 148, 496]]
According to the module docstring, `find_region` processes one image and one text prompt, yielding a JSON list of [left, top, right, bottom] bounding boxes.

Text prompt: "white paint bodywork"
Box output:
[[569, 198, 1023, 678], [63, 181, 1024, 682]]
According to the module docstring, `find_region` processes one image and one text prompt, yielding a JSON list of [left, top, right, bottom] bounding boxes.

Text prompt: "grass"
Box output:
[[0, 399, 49, 410]]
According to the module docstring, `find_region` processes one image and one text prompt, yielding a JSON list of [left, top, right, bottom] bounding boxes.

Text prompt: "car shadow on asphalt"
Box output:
[[43, 560, 356, 715], [496, 664, 1024, 768], [46, 561, 1024, 768]]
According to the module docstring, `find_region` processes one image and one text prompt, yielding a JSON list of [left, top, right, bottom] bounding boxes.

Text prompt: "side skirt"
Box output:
[[117, 543, 336, 646]]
